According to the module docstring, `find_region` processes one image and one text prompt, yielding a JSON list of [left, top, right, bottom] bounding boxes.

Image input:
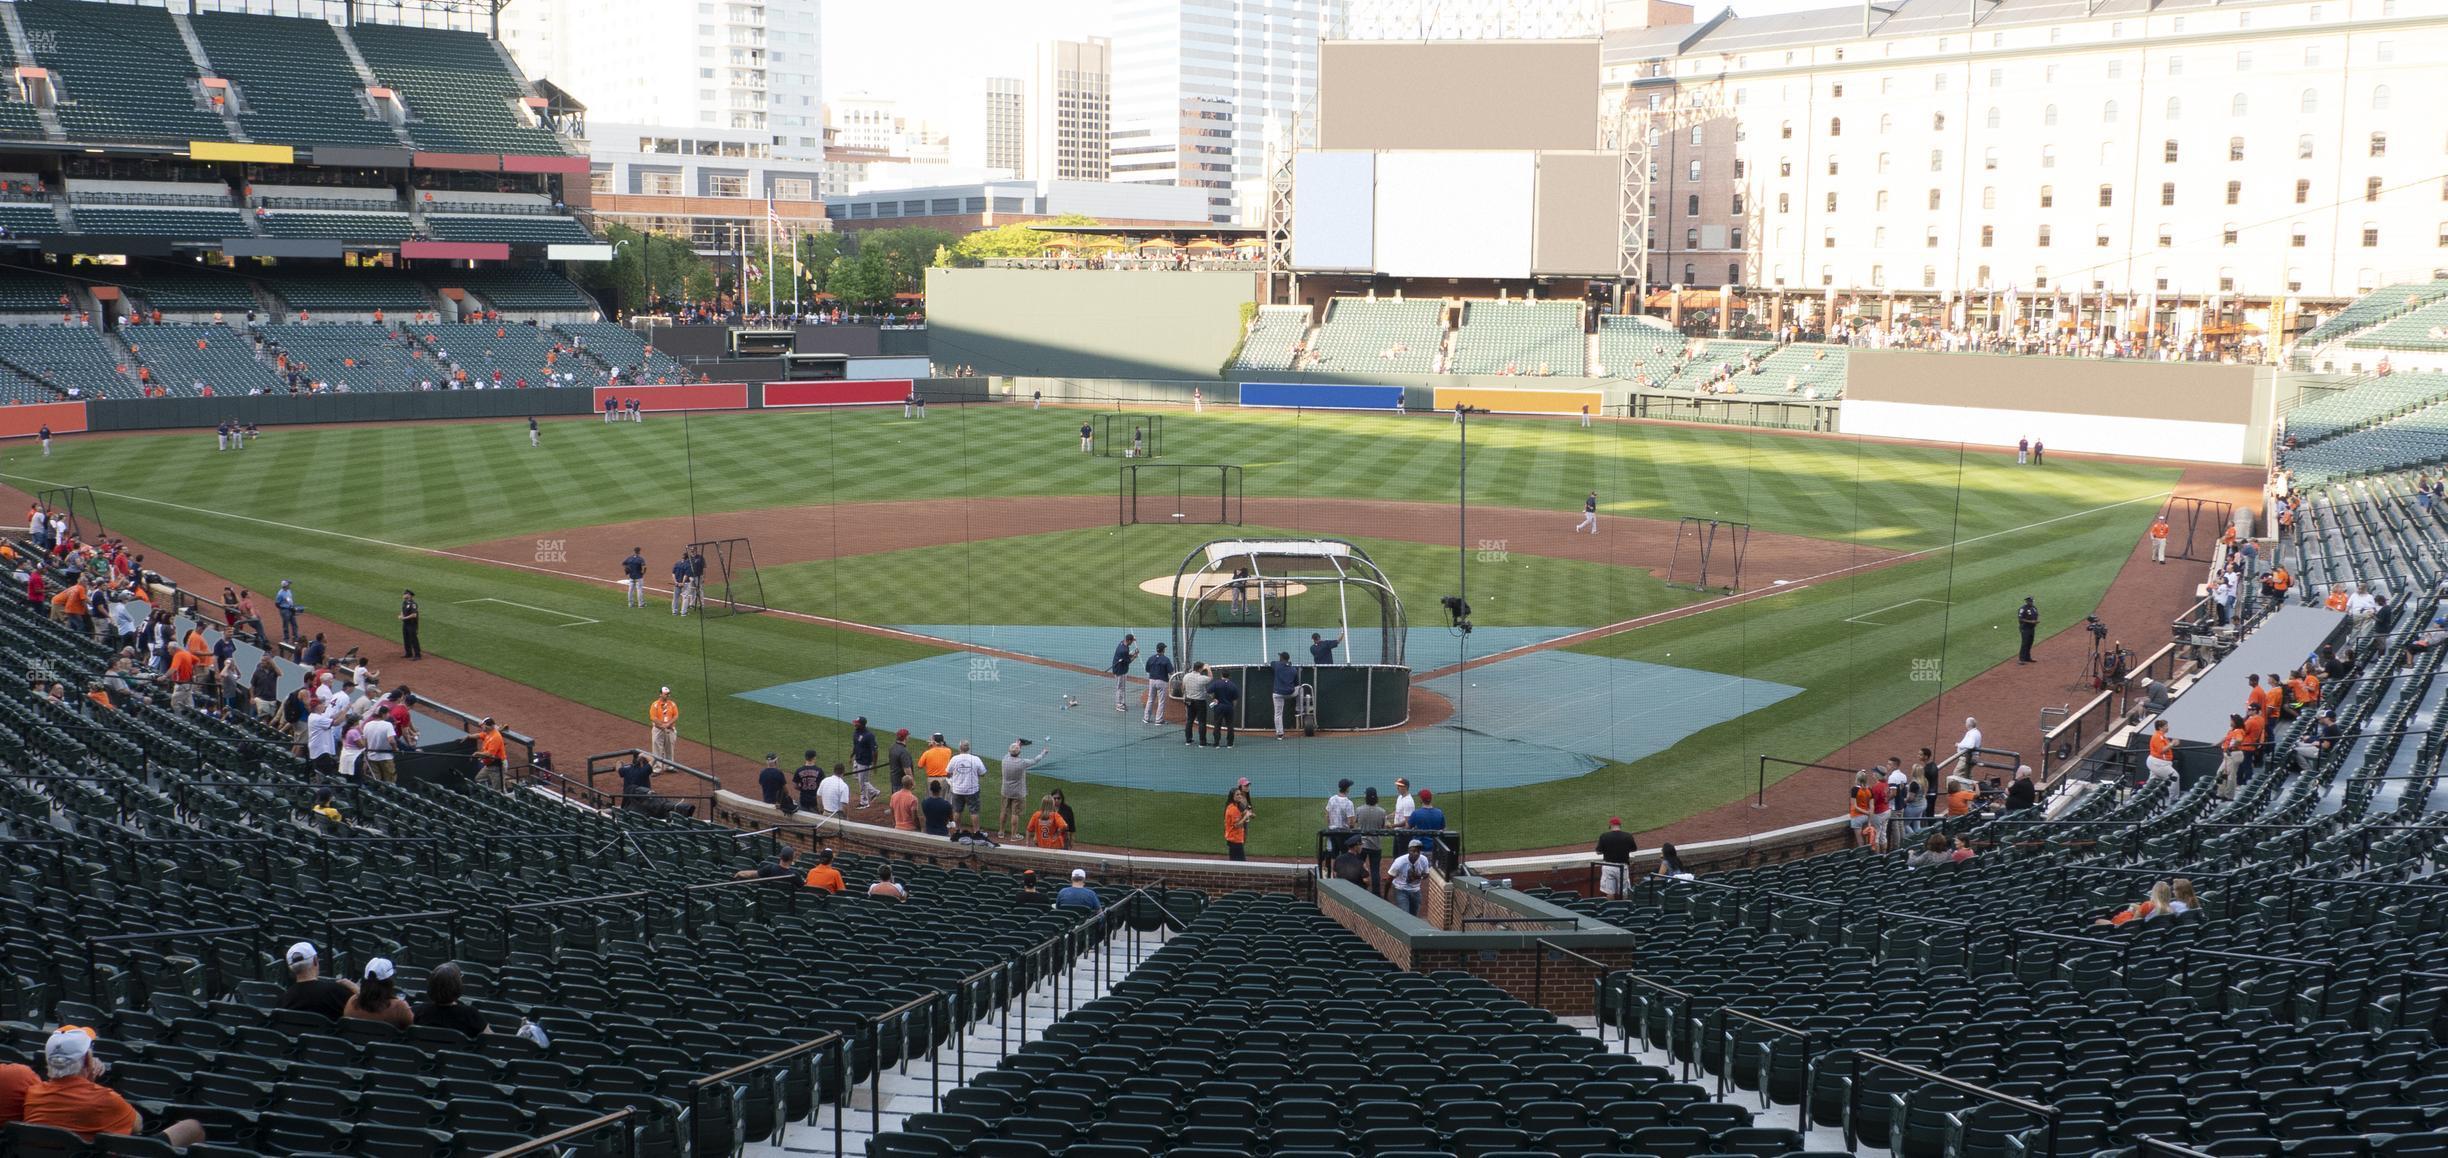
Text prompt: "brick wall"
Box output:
[[1412, 943, 1637, 1016], [1315, 877, 1637, 1017]]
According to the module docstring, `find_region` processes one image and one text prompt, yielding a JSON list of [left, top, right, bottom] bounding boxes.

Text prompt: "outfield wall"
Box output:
[[924, 268, 1260, 379], [1841, 350, 2273, 466]]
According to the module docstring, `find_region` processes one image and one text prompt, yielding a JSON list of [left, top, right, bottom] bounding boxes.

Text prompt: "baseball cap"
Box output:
[[1337, 778, 1352, 792], [1395, 777, 1409, 787], [1418, 789, 1433, 803], [896, 728, 910, 740], [1237, 777, 1251, 788], [1409, 839, 1426, 849], [932, 732, 945, 741], [285, 941, 318, 968], [45, 1026, 95, 1071], [853, 716, 866, 726], [660, 686, 671, 695], [1070, 869, 1087, 882], [1015, 738, 1032, 747], [363, 957, 396, 982], [1609, 816, 1622, 826], [1347, 836, 1364, 849]]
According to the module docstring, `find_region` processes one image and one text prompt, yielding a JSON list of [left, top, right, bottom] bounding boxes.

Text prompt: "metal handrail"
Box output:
[[1845, 1050, 2058, 1156], [477, 1108, 635, 1158], [686, 1029, 847, 1158]]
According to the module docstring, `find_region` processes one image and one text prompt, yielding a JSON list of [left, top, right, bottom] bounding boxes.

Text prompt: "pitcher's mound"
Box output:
[[1137, 574, 1312, 599]]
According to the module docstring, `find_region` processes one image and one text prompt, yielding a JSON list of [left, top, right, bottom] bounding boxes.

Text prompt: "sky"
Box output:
[[817, 0, 1840, 130], [822, 0, 1115, 128]]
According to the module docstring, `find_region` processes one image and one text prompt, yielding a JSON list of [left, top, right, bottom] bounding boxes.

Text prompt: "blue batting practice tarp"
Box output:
[[1239, 381, 1406, 410]]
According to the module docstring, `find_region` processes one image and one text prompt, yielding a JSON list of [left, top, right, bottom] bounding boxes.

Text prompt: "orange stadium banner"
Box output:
[[592, 383, 749, 413], [1431, 386, 1604, 416], [0, 401, 86, 440]]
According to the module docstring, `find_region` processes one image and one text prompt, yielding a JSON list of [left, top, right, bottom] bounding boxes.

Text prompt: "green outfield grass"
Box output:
[[1, 405, 2182, 853], [758, 523, 1703, 630]]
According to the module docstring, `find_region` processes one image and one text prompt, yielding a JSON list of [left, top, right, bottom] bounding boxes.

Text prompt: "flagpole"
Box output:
[[764, 196, 776, 319]]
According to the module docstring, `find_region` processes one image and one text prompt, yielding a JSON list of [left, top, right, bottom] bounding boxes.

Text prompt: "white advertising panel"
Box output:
[[1290, 152, 1376, 272], [1373, 151, 1532, 279]]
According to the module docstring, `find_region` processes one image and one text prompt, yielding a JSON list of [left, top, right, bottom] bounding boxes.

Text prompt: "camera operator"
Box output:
[[2016, 597, 2040, 663]]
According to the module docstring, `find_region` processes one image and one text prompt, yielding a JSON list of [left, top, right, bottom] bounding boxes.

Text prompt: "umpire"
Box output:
[[2016, 596, 2039, 663]]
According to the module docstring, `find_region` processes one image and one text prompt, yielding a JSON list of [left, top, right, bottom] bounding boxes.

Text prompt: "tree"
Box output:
[[942, 213, 1114, 266], [825, 250, 893, 309], [853, 226, 958, 297], [572, 223, 715, 317]]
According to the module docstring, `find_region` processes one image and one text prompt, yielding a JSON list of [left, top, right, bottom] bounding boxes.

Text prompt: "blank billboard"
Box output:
[[1375, 152, 1532, 279], [1291, 151, 1375, 272], [1532, 151, 1619, 276], [1319, 41, 1601, 152]]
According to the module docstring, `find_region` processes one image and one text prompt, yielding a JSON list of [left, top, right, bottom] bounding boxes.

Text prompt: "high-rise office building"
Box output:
[[497, 0, 824, 159], [984, 77, 1027, 178], [1113, 0, 1342, 224], [1030, 38, 1113, 182]]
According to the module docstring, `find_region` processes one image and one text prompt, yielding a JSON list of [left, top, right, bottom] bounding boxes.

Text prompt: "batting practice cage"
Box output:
[[688, 538, 768, 616], [1120, 463, 1244, 526], [35, 485, 101, 543], [1169, 539, 1410, 730], [2162, 495, 2237, 562], [1666, 517, 1751, 592], [1094, 412, 1163, 459]]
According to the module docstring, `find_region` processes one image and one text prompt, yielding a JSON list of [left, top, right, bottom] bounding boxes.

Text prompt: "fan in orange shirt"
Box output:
[[799, 848, 845, 892], [1025, 797, 1069, 849]]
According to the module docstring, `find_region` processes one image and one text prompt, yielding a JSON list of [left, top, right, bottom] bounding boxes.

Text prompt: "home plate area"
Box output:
[[736, 626, 1801, 797]]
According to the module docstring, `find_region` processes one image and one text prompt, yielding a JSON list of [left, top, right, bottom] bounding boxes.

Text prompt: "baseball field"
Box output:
[[2, 403, 2184, 856]]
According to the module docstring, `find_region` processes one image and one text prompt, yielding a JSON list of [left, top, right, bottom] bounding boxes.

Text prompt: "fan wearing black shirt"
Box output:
[[410, 961, 489, 1039], [1594, 817, 1639, 898], [277, 941, 355, 1020], [732, 844, 799, 882], [2003, 766, 2039, 813], [793, 750, 825, 814]]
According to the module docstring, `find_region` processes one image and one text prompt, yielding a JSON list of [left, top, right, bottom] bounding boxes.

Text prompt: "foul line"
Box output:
[[1418, 488, 2175, 680], [453, 596, 600, 627], [1842, 597, 1953, 626], [3, 471, 2171, 685]]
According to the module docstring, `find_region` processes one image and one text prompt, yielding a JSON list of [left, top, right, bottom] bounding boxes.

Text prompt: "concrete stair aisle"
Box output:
[[746, 918, 1172, 1158]]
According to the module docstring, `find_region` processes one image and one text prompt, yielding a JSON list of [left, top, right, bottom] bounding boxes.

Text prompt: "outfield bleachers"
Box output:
[[422, 213, 594, 246], [556, 321, 690, 382], [0, 266, 75, 314], [0, 202, 63, 236], [2285, 402, 2448, 484], [2306, 282, 2448, 347], [266, 271, 432, 315], [0, 323, 131, 397], [1230, 304, 1311, 372], [420, 320, 575, 388], [2286, 374, 2448, 445], [189, 10, 404, 148], [1448, 299, 1587, 376], [1595, 316, 1689, 382], [257, 323, 427, 391], [2346, 297, 2448, 353], [1744, 343, 1850, 399], [114, 266, 261, 314], [257, 210, 415, 244], [0, 570, 1122, 1158], [1660, 338, 1773, 391], [69, 206, 248, 240], [1305, 297, 1444, 375], [441, 267, 598, 313], [16, 0, 230, 144], [0, 27, 48, 142], [347, 23, 564, 155], [122, 323, 280, 394]]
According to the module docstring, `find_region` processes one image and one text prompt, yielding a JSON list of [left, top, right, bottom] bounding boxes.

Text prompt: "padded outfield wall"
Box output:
[[1840, 350, 2274, 466], [924, 268, 1261, 380]]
